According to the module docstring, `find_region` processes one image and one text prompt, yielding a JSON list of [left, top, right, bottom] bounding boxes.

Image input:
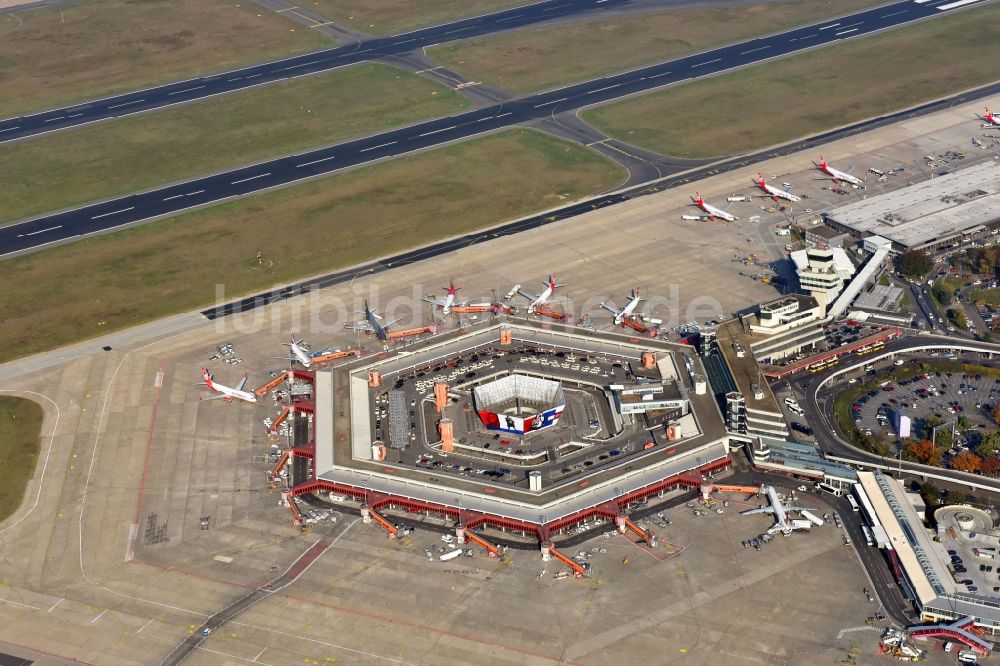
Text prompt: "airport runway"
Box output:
[[0, 0, 630, 143], [3, 0, 988, 259]]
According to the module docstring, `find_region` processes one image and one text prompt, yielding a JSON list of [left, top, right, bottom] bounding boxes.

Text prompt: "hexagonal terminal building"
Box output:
[[278, 318, 732, 563]]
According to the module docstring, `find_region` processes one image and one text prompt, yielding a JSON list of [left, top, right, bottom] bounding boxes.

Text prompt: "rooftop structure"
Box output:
[[856, 471, 1000, 637], [279, 319, 731, 549], [747, 437, 857, 489], [824, 161, 1000, 253], [791, 247, 856, 311]]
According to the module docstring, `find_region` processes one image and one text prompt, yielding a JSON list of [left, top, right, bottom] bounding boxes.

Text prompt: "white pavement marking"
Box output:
[[162, 194, 183, 201], [276, 60, 319, 72], [359, 141, 397, 152], [418, 125, 457, 137], [589, 84, 621, 94], [91, 608, 108, 623], [819, 22, 841, 29], [691, 58, 721, 68], [496, 112, 512, 118], [47, 598, 64, 612], [0, 391, 60, 536], [17, 225, 61, 237], [231, 172, 271, 185], [252, 647, 267, 662], [168, 85, 206, 96], [836, 28, 859, 35], [534, 97, 567, 107], [107, 99, 144, 109], [0, 126, 19, 132], [881, 9, 909, 17], [136, 618, 154, 634], [741, 46, 770, 54], [185, 189, 205, 197], [495, 13, 524, 22], [43, 116, 65, 123], [90, 206, 134, 220], [296, 155, 336, 168], [647, 70, 672, 78], [937, 0, 983, 8], [0, 598, 41, 610], [126, 523, 138, 562]]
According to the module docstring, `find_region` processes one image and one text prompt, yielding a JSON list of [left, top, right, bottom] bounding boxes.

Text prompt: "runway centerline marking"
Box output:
[[418, 125, 457, 137], [168, 85, 206, 96], [819, 22, 841, 29], [231, 172, 271, 185], [162, 194, 183, 201], [740, 46, 770, 54], [534, 97, 567, 107], [17, 226, 62, 238], [647, 70, 672, 79], [186, 189, 205, 196], [691, 58, 721, 68], [589, 84, 621, 94], [107, 99, 144, 109], [836, 28, 859, 35], [360, 141, 397, 152], [495, 14, 524, 22], [296, 155, 336, 167], [91, 207, 134, 220], [276, 61, 319, 72], [0, 126, 20, 132], [43, 116, 65, 123]]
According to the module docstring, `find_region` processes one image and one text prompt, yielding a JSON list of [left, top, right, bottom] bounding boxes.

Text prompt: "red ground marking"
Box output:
[[133, 360, 165, 526]]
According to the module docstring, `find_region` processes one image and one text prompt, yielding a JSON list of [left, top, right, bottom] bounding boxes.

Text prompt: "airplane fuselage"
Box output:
[[819, 159, 863, 186], [203, 371, 257, 403], [367, 309, 389, 341], [530, 282, 556, 310], [695, 195, 737, 222], [756, 178, 800, 202], [290, 341, 312, 368]]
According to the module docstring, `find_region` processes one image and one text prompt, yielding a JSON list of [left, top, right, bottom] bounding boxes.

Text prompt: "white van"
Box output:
[[944, 642, 954, 652]]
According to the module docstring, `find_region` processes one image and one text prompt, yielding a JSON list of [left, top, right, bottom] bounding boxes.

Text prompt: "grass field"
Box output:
[[427, 0, 883, 93], [0, 0, 333, 118], [582, 3, 1000, 158], [968, 288, 1000, 306], [0, 130, 623, 361], [1, 63, 469, 226], [308, 0, 524, 35], [0, 397, 44, 524]]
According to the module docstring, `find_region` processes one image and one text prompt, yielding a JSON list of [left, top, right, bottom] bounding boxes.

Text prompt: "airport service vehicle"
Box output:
[[199, 368, 257, 403], [518, 275, 563, 311], [979, 106, 1000, 129], [847, 495, 860, 513], [601, 288, 643, 326], [816, 156, 863, 186], [344, 300, 402, 342], [691, 193, 738, 222], [754, 174, 800, 202], [440, 548, 463, 562], [741, 485, 817, 536]]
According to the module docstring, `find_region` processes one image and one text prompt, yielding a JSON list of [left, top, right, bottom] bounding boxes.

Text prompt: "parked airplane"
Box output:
[[274, 336, 331, 368], [978, 106, 1000, 128], [741, 485, 815, 535], [200, 368, 257, 402], [423, 278, 462, 315], [519, 275, 563, 311], [601, 288, 643, 326], [817, 156, 863, 186], [344, 300, 402, 342], [754, 174, 800, 202], [692, 193, 738, 222]]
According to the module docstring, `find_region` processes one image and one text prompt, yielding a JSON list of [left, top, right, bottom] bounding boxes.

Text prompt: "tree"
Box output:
[[921, 482, 941, 507], [899, 250, 933, 280], [981, 456, 1000, 478], [951, 451, 982, 473], [945, 490, 968, 506], [977, 431, 1000, 458], [931, 281, 954, 305], [957, 415, 971, 430], [992, 404, 1000, 425], [905, 439, 943, 466], [947, 308, 968, 331]]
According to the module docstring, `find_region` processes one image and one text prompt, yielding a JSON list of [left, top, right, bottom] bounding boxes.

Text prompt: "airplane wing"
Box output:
[[782, 505, 816, 513], [236, 375, 249, 391], [421, 296, 446, 307], [384, 317, 404, 329], [344, 321, 374, 332], [600, 302, 620, 315], [273, 356, 297, 363], [200, 394, 228, 401], [740, 507, 776, 516], [518, 289, 538, 303]]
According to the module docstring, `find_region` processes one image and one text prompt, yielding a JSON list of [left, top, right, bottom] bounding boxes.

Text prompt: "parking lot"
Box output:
[[851, 368, 999, 456]]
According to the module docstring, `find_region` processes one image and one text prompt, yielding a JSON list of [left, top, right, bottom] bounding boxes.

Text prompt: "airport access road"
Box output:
[[0, 0, 630, 144], [1, 0, 986, 260]]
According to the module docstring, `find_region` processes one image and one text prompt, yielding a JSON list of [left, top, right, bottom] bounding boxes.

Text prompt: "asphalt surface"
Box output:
[[3, 0, 990, 260], [790, 334, 1000, 494], [0, 0, 631, 144]]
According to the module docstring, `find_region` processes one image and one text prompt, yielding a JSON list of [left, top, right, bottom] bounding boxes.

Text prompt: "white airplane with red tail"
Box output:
[[200, 368, 257, 402], [519, 275, 563, 311], [817, 156, 863, 186], [692, 193, 738, 222], [754, 174, 800, 202], [978, 106, 1000, 128]]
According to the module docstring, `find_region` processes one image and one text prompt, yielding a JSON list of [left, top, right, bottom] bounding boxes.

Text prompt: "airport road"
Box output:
[[1, 0, 991, 260], [0, 0, 630, 144]]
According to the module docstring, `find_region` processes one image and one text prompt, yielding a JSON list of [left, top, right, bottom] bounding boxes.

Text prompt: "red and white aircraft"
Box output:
[[692, 193, 738, 222], [200, 368, 257, 403], [601, 288, 643, 326], [423, 278, 461, 315], [754, 174, 800, 202], [978, 106, 1000, 128], [817, 156, 863, 186], [519, 275, 563, 311]]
